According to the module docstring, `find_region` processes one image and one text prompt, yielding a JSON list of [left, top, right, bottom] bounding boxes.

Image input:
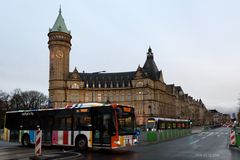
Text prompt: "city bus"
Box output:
[[146, 117, 190, 131], [4, 103, 137, 151]]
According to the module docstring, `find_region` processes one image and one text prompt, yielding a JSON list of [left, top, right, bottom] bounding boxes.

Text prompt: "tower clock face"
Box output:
[[56, 50, 64, 58]]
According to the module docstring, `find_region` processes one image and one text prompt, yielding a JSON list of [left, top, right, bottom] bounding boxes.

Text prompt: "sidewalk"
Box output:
[[191, 126, 205, 134]]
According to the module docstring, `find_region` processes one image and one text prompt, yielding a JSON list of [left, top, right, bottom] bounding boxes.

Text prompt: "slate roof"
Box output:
[[69, 48, 164, 88], [143, 47, 160, 80], [79, 71, 135, 88]]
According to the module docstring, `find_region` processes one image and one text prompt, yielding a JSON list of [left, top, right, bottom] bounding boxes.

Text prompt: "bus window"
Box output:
[[117, 107, 134, 135], [74, 113, 92, 130], [161, 122, 166, 129], [172, 123, 176, 129], [182, 123, 185, 128], [166, 122, 172, 129], [5, 113, 20, 130], [66, 117, 72, 130], [54, 117, 72, 130], [177, 123, 181, 128], [20, 115, 38, 130], [59, 118, 65, 130], [118, 116, 134, 134]]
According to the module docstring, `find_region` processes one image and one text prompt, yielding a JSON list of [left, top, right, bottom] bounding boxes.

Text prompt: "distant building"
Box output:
[[48, 9, 208, 126], [208, 109, 230, 125], [231, 113, 236, 121], [222, 114, 231, 124]]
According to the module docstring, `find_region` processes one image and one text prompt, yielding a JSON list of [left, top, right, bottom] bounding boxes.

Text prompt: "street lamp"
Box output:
[[91, 71, 106, 102]]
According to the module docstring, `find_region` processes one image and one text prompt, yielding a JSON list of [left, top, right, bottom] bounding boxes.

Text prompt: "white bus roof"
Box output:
[[148, 117, 189, 122], [6, 103, 132, 114]]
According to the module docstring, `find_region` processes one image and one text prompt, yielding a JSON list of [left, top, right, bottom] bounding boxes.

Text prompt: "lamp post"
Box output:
[[91, 71, 106, 102]]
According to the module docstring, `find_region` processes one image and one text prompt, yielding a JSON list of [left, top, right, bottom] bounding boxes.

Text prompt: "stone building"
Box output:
[[48, 9, 208, 126]]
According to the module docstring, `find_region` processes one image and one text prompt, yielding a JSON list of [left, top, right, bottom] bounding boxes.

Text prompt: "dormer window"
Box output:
[[136, 81, 144, 87], [71, 83, 79, 89]]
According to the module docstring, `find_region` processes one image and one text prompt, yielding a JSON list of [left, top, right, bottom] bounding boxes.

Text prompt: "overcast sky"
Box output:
[[0, 0, 240, 114]]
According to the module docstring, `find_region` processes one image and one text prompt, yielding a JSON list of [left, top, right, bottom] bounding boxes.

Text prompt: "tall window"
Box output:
[[97, 93, 102, 102], [85, 93, 89, 102], [121, 94, 125, 102], [116, 94, 119, 102], [137, 91, 143, 100], [127, 93, 131, 101]]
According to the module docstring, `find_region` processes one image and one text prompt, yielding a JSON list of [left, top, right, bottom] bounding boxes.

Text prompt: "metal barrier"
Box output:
[[229, 127, 240, 148], [145, 129, 191, 143], [235, 127, 240, 148]]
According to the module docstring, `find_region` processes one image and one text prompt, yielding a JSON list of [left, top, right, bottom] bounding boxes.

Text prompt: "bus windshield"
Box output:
[[147, 119, 156, 131], [116, 106, 135, 135]]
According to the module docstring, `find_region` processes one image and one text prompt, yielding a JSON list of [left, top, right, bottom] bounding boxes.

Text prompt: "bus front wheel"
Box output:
[[75, 136, 88, 151], [21, 134, 30, 147]]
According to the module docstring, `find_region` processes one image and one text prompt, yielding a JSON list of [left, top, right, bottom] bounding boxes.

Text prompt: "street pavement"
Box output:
[[0, 127, 239, 160], [0, 141, 81, 160], [191, 126, 205, 134], [80, 127, 240, 160]]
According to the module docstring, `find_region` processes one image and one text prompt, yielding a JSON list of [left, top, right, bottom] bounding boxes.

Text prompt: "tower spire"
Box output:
[[143, 47, 160, 80], [147, 46, 153, 58], [49, 7, 70, 34], [59, 5, 62, 14]]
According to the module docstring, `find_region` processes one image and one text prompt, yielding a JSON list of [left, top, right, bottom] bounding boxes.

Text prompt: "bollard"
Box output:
[[230, 129, 236, 146], [35, 128, 42, 156]]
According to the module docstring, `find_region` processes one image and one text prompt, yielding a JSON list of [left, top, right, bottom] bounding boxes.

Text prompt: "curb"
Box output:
[[229, 145, 240, 152]]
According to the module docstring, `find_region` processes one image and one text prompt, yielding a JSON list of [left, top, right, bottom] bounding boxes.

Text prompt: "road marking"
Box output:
[[190, 140, 200, 145], [206, 132, 214, 137]]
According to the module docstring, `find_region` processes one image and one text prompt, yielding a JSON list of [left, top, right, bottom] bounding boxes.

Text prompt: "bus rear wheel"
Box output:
[[21, 134, 30, 147], [75, 136, 88, 151]]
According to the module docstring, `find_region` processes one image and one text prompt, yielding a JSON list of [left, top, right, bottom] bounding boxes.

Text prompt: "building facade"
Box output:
[[48, 10, 208, 126]]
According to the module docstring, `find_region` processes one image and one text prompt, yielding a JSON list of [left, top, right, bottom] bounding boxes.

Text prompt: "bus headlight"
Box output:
[[133, 138, 138, 144], [114, 140, 121, 145]]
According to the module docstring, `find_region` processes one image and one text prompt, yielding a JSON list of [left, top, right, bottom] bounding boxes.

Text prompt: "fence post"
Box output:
[[35, 128, 42, 156]]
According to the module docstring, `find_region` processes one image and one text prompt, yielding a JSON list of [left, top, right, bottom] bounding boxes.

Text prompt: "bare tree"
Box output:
[[0, 90, 10, 128], [9, 89, 48, 110], [9, 89, 24, 110]]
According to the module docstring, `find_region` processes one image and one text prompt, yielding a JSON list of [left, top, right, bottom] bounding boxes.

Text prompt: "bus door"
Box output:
[[40, 116, 53, 145], [92, 107, 114, 148]]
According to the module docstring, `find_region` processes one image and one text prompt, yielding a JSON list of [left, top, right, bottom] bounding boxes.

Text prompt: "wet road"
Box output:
[[0, 141, 79, 160], [80, 127, 240, 160], [0, 127, 239, 160]]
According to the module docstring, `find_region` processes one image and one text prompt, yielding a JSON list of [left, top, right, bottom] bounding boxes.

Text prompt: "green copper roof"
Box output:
[[49, 8, 70, 34]]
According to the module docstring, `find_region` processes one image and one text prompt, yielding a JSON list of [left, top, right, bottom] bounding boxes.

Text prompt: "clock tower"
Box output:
[[48, 8, 72, 108]]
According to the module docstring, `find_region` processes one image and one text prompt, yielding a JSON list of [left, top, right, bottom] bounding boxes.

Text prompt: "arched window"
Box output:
[[71, 83, 79, 89]]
